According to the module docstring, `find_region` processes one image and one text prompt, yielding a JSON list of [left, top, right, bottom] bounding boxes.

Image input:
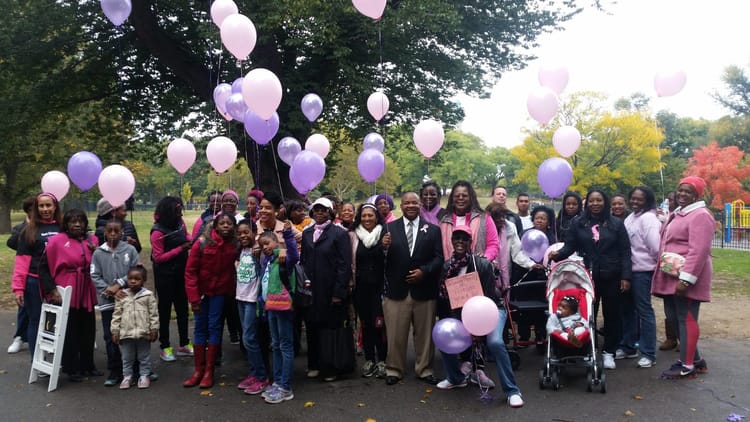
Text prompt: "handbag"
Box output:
[[293, 263, 313, 307], [318, 319, 356, 375], [659, 252, 686, 277]]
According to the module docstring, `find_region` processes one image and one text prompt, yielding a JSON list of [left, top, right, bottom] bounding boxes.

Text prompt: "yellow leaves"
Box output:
[[365, 419, 377, 422], [624, 410, 635, 416], [357, 403, 366, 408], [633, 395, 643, 400], [304, 401, 315, 408], [199, 390, 213, 396]]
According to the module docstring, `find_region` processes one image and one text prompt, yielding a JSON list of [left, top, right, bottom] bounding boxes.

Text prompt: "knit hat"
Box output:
[[679, 176, 706, 197], [375, 193, 394, 210], [97, 198, 115, 216], [222, 189, 239, 202]]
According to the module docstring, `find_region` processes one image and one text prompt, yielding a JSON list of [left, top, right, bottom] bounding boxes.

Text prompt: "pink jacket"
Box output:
[[440, 212, 499, 262], [43, 232, 99, 311], [651, 201, 714, 302]]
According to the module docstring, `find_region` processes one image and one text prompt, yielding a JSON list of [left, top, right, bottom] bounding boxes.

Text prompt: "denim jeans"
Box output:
[[441, 307, 521, 397], [13, 305, 29, 341], [238, 301, 267, 380], [24, 277, 43, 360], [620, 271, 657, 361], [194, 295, 225, 345], [268, 310, 294, 390], [100, 310, 123, 375]]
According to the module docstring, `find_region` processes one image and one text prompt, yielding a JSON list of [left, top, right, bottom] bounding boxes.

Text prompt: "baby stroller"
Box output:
[[506, 273, 549, 369], [538, 259, 606, 393]]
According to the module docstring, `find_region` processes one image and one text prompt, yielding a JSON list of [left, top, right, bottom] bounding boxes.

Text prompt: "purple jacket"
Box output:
[[624, 210, 662, 272], [651, 201, 714, 302]]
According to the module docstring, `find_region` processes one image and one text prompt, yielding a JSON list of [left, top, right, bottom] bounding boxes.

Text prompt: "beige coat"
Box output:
[[111, 288, 159, 340]]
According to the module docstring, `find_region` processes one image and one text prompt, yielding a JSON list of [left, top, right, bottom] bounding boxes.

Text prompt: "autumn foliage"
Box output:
[[686, 141, 750, 208]]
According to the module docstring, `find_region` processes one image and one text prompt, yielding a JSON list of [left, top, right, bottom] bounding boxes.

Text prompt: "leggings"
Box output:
[[663, 295, 701, 365]]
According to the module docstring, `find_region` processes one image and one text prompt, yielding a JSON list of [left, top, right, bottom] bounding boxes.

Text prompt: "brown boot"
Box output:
[[183, 344, 206, 387], [200, 344, 219, 388], [658, 319, 678, 351]]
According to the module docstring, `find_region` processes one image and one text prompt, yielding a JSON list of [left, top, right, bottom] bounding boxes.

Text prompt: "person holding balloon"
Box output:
[[94, 198, 142, 253], [435, 227, 524, 408], [375, 194, 397, 223], [439, 181, 499, 262], [191, 190, 223, 239], [548, 190, 632, 370], [244, 189, 264, 224], [419, 180, 445, 225], [485, 203, 541, 293]]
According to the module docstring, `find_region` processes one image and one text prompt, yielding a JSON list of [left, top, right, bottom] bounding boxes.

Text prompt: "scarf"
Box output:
[[313, 220, 331, 243], [355, 224, 383, 248], [438, 252, 471, 301], [420, 205, 443, 225]]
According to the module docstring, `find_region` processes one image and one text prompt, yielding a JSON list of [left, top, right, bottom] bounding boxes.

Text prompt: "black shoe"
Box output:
[[229, 333, 240, 345], [104, 372, 122, 387], [68, 374, 84, 383], [83, 369, 104, 377], [148, 372, 159, 382], [419, 375, 440, 385], [385, 376, 401, 385]]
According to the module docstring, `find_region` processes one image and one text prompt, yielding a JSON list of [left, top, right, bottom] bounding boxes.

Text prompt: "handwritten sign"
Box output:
[[445, 272, 483, 309]]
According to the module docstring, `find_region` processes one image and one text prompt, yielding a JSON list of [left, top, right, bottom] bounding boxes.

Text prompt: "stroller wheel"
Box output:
[[538, 369, 546, 390], [509, 350, 521, 371], [599, 372, 607, 394], [551, 370, 560, 391], [586, 370, 593, 392], [535, 342, 546, 355]]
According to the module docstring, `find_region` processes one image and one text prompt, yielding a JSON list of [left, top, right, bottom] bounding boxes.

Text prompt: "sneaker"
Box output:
[[637, 357, 655, 368], [615, 349, 639, 360], [261, 383, 279, 399], [661, 361, 697, 379], [695, 359, 708, 374], [175, 343, 194, 357], [436, 378, 468, 390], [119, 375, 133, 390], [137, 375, 150, 389], [508, 393, 524, 408], [160, 347, 176, 362], [361, 360, 376, 378], [230, 333, 241, 345], [374, 361, 387, 379], [460, 361, 472, 377], [264, 387, 294, 404], [148, 372, 159, 382], [7, 336, 24, 354], [323, 375, 337, 382], [469, 369, 496, 389], [104, 372, 122, 387], [602, 352, 616, 369], [306, 369, 319, 378], [238, 374, 258, 390], [244, 379, 270, 395]]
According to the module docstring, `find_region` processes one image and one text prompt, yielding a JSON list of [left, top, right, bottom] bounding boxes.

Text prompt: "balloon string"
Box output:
[[270, 142, 284, 201], [255, 141, 260, 191]]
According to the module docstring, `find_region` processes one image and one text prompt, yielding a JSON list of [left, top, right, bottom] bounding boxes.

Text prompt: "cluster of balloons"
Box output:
[[210, 0, 256, 61], [358, 133, 385, 183], [277, 134, 329, 195], [213, 70, 284, 143], [100, 0, 132, 27], [41, 151, 135, 208], [526, 64, 568, 126], [432, 296, 500, 354]]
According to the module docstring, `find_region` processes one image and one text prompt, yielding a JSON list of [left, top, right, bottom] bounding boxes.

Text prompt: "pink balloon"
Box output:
[[352, 0, 386, 20], [210, 0, 238, 27], [654, 70, 687, 97], [213, 83, 232, 114], [242, 68, 283, 121], [206, 136, 238, 173], [552, 125, 581, 158], [527, 87, 559, 125], [41, 171, 70, 201], [461, 296, 499, 336], [543, 242, 565, 267], [538, 64, 569, 95], [367, 91, 389, 122], [413, 120, 444, 159], [220, 14, 257, 61], [357, 149, 385, 182], [98, 165, 135, 207], [289, 151, 326, 195], [167, 138, 197, 175], [305, 134, 330, 159]]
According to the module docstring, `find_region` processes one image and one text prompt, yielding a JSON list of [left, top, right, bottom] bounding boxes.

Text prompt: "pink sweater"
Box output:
[[440, 212, 499, 262], [651, 201, 714, 302]]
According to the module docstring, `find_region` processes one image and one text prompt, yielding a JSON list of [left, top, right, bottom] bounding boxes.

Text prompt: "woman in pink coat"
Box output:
[[651, 176, 713, 379], [40, 209, 100, 382]]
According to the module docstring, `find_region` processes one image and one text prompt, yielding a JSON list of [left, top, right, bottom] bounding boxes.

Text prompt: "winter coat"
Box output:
[[90, 241, 140, 311], [301, 223, 352, 323], [111, 287, 159, 340], [39, 232, 99, 311], [11, 221, 59, 295], [184, 230, 238, 304]]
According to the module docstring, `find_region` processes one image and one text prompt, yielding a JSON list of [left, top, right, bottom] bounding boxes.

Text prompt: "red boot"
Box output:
[[200, 344, 219, 388], [183, 344, 206, 388]]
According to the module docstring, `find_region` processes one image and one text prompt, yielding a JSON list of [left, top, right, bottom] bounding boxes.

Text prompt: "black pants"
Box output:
[[62, 308, 96, 375], [593, 293, 622, 354], [154, 271, 190, 349], [100, 310, 122, 375], [223, 296, 241, 339]]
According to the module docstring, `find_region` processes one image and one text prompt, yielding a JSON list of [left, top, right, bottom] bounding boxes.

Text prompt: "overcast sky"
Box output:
[[458, 0, 750, 149]]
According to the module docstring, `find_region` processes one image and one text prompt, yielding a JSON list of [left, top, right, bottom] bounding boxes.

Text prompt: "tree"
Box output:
[[713, 64, 750, 116], [685, 141, 750, 209]]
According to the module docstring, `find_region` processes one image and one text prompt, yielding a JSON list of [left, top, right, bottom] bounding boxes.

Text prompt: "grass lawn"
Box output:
[[711, 248, 750, 296]]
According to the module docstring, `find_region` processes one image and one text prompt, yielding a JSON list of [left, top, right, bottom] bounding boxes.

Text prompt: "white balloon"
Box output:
[[538, 64, 570, 95], [654, 70, 687, 97], [305, 134, 330, 159], [206, 136, 238, 173], [210, 0, 238, 27], [367, 91, 390, 121], [41, 170, 70, 201], [98, 165, 135, 207], [413, 120, 444, 159], [220, 14, 257, 61], [242, 68, 283, 121]]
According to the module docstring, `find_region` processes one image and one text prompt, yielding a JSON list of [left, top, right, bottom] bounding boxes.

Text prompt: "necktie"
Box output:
[[407, 220, 414, 254]]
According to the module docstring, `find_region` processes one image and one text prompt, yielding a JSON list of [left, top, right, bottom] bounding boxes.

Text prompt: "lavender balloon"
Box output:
[[537, 157, 573, 198], [289, 150, 326, 194], [225, 93, 248, 121], [363, 132, 385, 152], [244, 111, 279, 145], [231, 77, 244, 94], [213, 83, 232, 114], [101, 0, 132, 27], [357, 149, 385, 182], [521, 229, 550, 263], [300, 93, 323, 122], [432, 318, 472, 354], [277, 137, 301, 166], [67, 151, 103, 192]]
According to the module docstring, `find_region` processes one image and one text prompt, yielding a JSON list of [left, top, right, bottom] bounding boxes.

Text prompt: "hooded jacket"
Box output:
[[111, 287, 159, 340], [91, 240, 140, 311]]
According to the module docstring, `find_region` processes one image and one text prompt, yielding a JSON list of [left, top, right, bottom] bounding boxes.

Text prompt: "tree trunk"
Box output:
[[0, 200, 10, 234]]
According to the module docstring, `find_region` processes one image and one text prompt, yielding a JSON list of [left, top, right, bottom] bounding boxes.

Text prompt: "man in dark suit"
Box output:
[[381, 192, 444, 385]]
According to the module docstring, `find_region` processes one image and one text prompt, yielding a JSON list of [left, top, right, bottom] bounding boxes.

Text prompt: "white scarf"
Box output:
[[355, 224, 383, 248]]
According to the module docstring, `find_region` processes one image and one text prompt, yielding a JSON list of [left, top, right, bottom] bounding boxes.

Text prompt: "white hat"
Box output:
[[311, 197, 334, 211]]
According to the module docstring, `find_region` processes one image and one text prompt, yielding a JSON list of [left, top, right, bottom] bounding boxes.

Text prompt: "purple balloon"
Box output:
[[67, 151, 103, 192], [226, 93, 248, 121], [301, 93, 323, 122], [277, 137, 301, 166], [357, 149, 385, 182], [213, 83, 232, 114], [432, 318, 472, 354], [363, 132, 385, 152], [101, 0, 132, 27], [521, 229, 550, 263], [244, 111, 280, 145], [537, 157, 573, 198], [231, 77, 244, 94], [289, 150, 326, 194]]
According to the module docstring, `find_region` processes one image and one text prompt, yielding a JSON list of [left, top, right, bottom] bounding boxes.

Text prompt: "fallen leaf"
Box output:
[[420, 400, 427, 404], [357, 403, 366, 407], [199, 391, 212, 396], [691, 408, 697, 412], [365, 419, 376, 422], [624, 410, 635, 416], [46, 404, 53, 407], [219, 382, 226, 387], [0, 370, 7, 374], [304, 401, 315, 408], [425, 388, 433, 393], [633, 395, 643, 400]]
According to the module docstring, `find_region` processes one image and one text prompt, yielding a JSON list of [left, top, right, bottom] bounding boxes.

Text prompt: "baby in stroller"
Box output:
[[546, 296, 589, 348]]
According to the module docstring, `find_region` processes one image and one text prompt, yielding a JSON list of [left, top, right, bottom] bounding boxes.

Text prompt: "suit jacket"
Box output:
[[384, 218, 444, 301]]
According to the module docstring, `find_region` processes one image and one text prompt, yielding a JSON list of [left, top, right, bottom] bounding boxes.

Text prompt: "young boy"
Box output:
[[91, 219, 140, 386], [546, 296, 588, 347]]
